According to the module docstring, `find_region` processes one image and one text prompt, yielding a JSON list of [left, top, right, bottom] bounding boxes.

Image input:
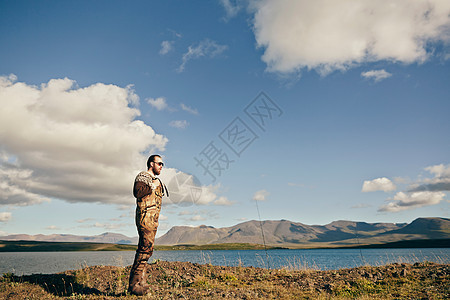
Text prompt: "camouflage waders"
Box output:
[[128, 173, 165, 296]]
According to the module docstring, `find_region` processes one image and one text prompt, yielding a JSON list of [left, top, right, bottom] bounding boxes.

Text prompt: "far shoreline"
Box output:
[[0, 238, 449, 252]]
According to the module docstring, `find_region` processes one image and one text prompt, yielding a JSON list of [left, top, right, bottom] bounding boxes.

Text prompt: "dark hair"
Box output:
[[147, 154, 161, 169]]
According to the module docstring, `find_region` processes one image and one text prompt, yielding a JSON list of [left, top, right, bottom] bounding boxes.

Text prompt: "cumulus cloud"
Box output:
[[362, 177, 397, 192], [361, 69, 392, 82], [253, 189, 269, 201], [160, 40, 174, 55], [178, 39, 228, 72], [379, 191, 446, 212], [0, 75, 168, 207], [425, 164, 450, 177], [0, 212, 12, 222], [375, 163, 449, 212], [409, 164, 450, 192], [214, 196, 234, 206], [180, 103, 199, 115], [251, 0, 450, 75], [147, 97, 169, 111], [169, 120, 189, 129]]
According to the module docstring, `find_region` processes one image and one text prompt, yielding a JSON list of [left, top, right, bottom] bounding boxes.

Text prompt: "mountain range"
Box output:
[[155, 217, 450, 247], [0, 232, 138, 245], [1, 217, 448, 248]]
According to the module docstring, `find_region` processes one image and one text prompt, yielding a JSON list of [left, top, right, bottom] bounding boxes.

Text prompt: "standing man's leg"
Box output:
[[128, 207, 159, 295]]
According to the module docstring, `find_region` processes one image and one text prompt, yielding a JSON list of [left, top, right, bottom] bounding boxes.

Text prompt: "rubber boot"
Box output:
[[140, 263, 150, 289], [128, 252, 150, 296]]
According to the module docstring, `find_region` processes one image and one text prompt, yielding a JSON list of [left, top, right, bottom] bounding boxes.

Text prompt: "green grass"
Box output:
[[1, 261, 448, 299]]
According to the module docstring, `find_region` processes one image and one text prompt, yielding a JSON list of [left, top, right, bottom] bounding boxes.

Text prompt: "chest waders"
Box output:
[[128, 177, 166, 296]]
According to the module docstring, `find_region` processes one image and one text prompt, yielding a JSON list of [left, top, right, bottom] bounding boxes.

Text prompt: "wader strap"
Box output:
[[156, 178, 169, 197]]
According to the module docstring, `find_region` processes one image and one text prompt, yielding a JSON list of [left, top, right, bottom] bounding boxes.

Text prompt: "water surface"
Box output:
[[0, 248, 448, 275]]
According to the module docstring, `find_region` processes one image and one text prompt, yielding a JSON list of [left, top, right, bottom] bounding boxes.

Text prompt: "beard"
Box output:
[[153, 167, 161, 175]]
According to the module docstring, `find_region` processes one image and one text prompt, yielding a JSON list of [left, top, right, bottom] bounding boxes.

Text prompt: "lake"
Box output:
[[0, 248, 448, 275]]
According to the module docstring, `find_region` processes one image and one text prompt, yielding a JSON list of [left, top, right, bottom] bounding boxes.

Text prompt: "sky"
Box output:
[[0, 0, 449, 239]]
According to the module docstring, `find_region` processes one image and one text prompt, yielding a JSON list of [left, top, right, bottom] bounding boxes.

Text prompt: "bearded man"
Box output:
[[128, 154, 168, 296]]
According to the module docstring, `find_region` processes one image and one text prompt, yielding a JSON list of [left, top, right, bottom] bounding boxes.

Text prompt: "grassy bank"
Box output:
[[1, 261, 448, 299]]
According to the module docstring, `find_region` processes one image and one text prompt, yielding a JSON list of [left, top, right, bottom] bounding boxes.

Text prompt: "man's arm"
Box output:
[[133, 181, 152, 199]]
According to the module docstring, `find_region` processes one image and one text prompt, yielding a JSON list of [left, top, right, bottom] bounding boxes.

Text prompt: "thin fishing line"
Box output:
[[354, 222, 366, 265], [255, 199, 270, 269]]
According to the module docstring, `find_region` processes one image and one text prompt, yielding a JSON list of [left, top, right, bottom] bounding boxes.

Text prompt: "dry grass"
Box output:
[[1, 261, 448, 299]]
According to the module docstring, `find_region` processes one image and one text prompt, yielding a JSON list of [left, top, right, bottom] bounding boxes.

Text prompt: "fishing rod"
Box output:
[[354, 222, 366, 265], [255, 198, 270, 269]]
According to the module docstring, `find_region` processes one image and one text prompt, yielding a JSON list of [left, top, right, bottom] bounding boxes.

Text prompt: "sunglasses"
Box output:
[[153, 161, 164, 167]]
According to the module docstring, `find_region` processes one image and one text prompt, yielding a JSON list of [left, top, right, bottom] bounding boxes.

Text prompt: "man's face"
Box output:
[[151, 157, 164, 175]]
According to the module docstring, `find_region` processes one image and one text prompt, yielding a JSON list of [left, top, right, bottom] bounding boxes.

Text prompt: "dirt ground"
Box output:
[[1, 260, 448, 299]]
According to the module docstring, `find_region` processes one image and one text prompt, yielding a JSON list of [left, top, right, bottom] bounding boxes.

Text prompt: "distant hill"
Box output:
[[384, 217, 450, 237], [2, 218, 448, 248], [0, 232, 138, 245], [155, 217, 450, 248]]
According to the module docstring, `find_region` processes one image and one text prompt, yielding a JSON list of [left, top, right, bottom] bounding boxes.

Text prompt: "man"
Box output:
[[128, 154, 168, 296]]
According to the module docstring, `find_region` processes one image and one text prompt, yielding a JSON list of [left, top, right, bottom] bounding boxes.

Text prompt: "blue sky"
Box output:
[[0, 0, 449, 238]]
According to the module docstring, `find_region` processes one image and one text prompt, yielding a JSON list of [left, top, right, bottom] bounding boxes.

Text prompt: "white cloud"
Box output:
[[393, 177, 410, 184], [409, 163, 450, 192], [361, 69, 392, 82], [0, 212, 12, 222], [251, 0, 450, 75], [0, 75, 168, 207], [214, 196, 234, 206], [253, 189, 269, 201], [178, 39, 228, 72], [220, 0, 243, 20], [147, 97, 168, 111], [77, 218, 94, 223], [159, 214, 168, 221], [160, 40, 174, 55], [169, 120, 189, 129], [180, 103, 199, 115], [425, 164, 450, 178], [189, 215, 206, 221], [379, 191, 446, 212], [46, 225, 61, 230], [362, 177, 397, 192]]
